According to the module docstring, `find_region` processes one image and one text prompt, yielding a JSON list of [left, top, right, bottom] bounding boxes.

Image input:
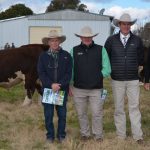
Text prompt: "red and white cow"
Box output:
[[0, 44, 49, 106]]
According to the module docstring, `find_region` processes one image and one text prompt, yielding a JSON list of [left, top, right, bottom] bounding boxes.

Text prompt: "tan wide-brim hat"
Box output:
[[42, 30, 66, 45], [113, 13, 137, 27], [75, 26, 99, 37]]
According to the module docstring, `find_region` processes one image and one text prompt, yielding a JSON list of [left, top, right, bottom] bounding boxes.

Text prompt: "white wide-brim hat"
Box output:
[[75, 26, 98, 37], [113, 13, 137, 27], [42, 30, 66, 45]]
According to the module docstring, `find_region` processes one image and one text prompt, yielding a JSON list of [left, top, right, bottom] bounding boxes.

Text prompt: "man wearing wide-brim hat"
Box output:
[[70, 26, 111, 142], [74, 26, 99, 38], [37, 29, 72, 143], [42, 30, 66, 45], [113, 13, 137, 27], [104, 13, 144, 144]]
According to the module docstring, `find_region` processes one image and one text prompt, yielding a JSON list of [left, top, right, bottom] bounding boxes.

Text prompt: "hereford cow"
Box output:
[[139, 46, 149, 85], [0, 44, 49, 106], [139, 46, 149, 83]]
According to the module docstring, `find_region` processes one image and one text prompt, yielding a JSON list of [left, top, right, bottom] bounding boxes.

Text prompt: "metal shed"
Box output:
[[0, 9, 113, 51]]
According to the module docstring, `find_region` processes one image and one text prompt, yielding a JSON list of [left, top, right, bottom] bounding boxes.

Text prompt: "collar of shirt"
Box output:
[[120, 33, 130, 44], [47, 49, 59, 58]]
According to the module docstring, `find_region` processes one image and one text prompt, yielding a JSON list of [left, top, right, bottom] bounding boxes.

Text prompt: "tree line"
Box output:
[[0, 0, 88, 20]]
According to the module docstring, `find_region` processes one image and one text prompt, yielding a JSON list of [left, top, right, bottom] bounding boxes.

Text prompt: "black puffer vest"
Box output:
[[105, 32, 144, 81], [73, 42, 103, 89]]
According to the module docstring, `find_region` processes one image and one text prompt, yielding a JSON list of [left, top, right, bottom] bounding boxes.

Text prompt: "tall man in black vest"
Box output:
[[70, 26, 111, 141], [104, 13, 144, 144]]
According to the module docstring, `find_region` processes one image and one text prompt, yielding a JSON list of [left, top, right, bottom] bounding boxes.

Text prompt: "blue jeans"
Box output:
[[43, 93, 67, 140]]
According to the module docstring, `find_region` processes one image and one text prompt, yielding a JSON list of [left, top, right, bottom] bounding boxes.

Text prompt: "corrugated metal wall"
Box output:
[[28, 19, 111, 51], [0, 17, 28, 49], [0, 10, 112, 51]]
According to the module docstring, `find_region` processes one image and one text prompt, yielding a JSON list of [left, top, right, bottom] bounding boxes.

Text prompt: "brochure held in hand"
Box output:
[[42, 88, 65, 106]]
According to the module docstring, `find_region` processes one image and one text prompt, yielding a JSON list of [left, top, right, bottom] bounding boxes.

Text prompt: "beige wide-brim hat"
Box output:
[[113, 13, 137, 27], [75, 26, 98, 37], [42, 30, 66, 45]]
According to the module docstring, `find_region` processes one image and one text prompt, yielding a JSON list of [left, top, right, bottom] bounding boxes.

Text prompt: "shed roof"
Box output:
[[0, 9, 113, 23], [0, 16, 26, 23], [28, 9, 113, 21]]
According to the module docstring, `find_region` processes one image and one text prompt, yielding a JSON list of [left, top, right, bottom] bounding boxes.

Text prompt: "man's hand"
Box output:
[[69, 86, 73, 97], [51, 83, 61, 92], [138, 66, 143, 75], [144, 83, 150, 90]]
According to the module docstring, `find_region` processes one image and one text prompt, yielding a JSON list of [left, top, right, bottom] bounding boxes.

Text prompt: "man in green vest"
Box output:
[[70, 26, 111, 142]]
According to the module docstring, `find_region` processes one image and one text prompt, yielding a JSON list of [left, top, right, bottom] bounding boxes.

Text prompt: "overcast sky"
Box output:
[[0, 0, 150, 24]]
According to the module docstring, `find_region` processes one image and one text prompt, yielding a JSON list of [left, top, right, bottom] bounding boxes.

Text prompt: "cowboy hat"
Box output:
[[75, 26, 98, 37], [42, 30, 66, 45], [113, 13, 137, 27]]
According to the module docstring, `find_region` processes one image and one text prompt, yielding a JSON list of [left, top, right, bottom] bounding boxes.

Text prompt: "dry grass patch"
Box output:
[[0, 81, 150, 150]]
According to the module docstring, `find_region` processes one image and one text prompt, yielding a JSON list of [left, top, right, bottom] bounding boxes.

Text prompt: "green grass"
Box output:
[[0, 84, 25, 103], [0, 139, 12, 150]]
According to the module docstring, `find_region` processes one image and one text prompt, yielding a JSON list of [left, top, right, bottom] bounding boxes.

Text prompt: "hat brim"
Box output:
[[113, 19, 137, 27], [75, 33, 99, 38], [42, 36, 66, 45]]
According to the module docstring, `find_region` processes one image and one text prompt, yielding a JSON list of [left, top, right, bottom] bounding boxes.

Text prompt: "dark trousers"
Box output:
[[43, 93, 67, 140]]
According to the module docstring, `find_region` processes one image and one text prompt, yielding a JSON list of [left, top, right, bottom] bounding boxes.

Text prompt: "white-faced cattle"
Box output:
[[0, 44, 49, 106]]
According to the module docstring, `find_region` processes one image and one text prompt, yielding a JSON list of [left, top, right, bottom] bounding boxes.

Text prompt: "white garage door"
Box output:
[[29, 26, 62, 44]]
